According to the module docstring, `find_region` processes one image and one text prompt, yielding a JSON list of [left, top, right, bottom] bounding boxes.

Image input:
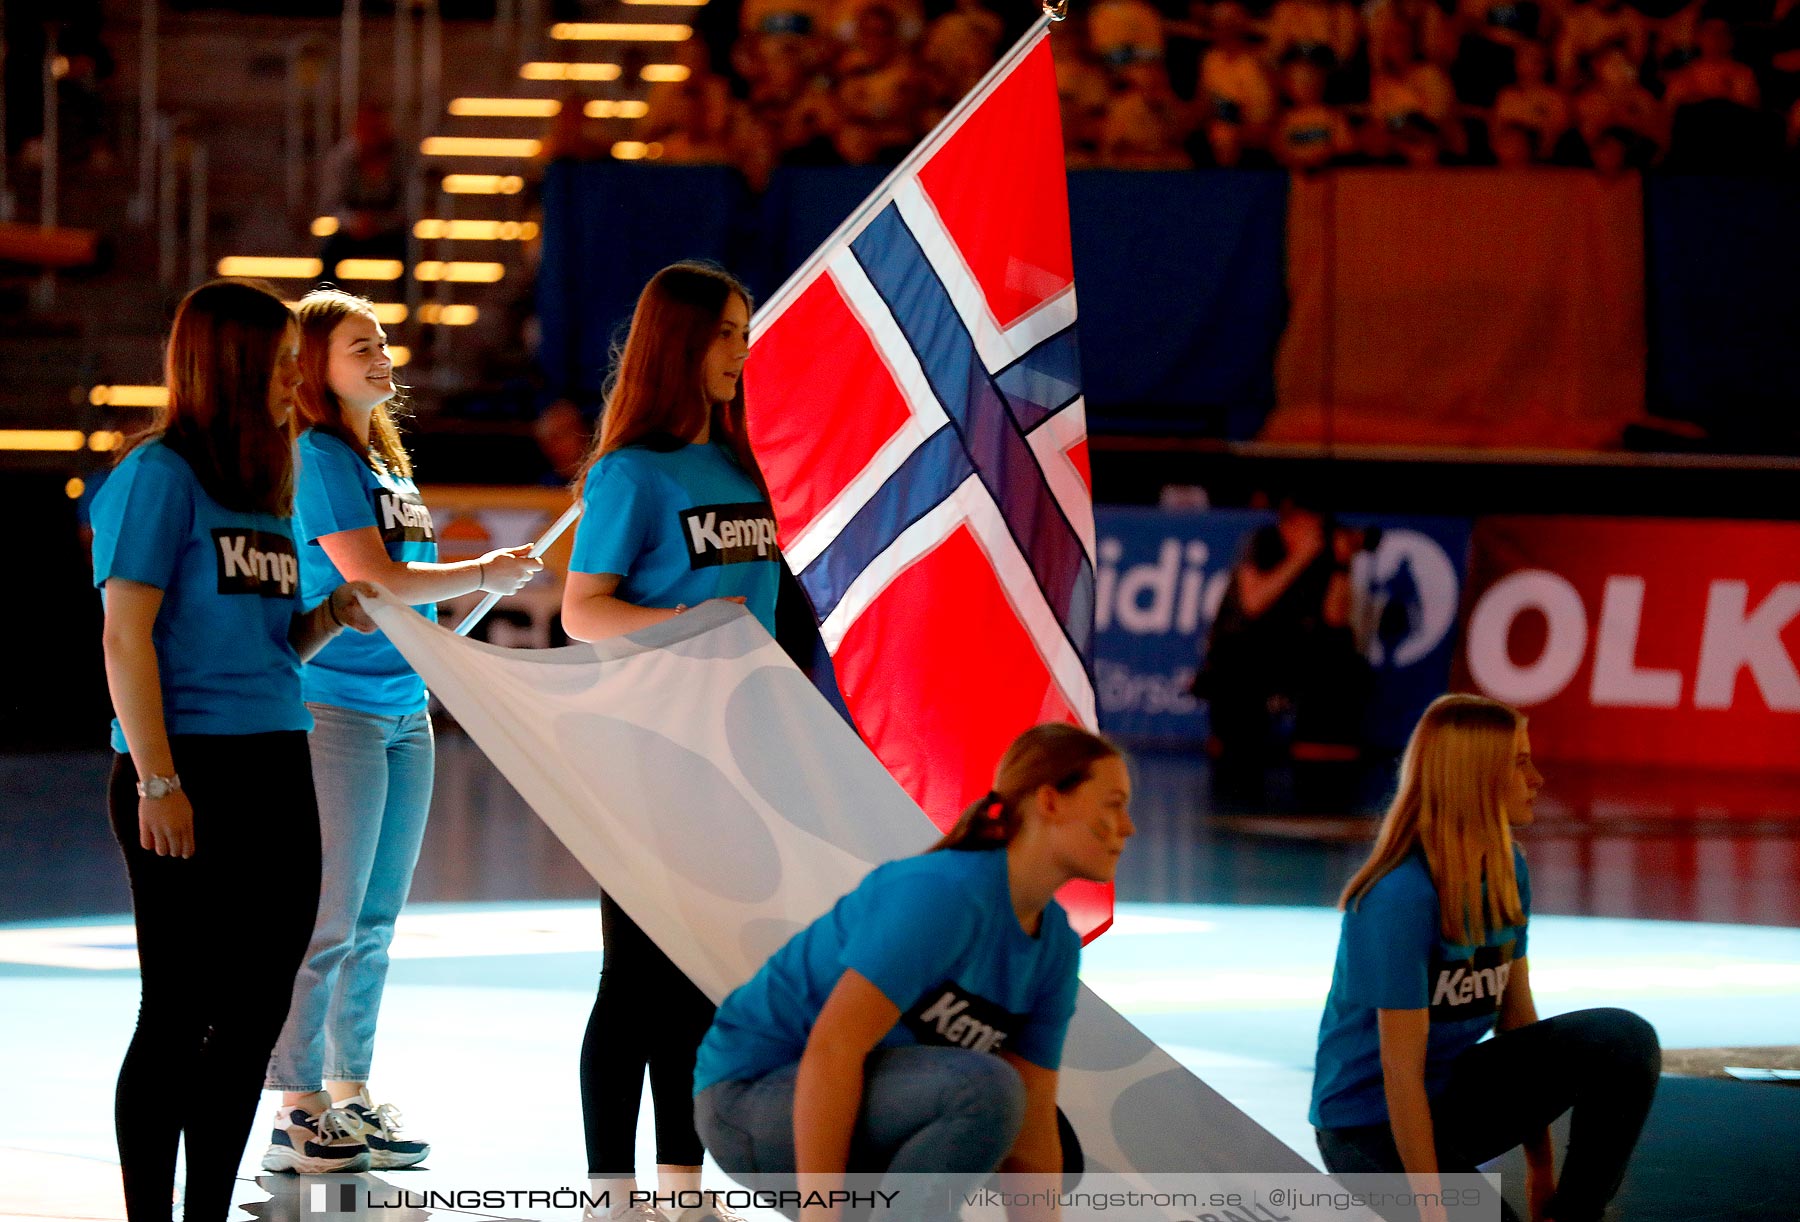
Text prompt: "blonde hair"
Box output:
[[1341, 694, 1526, 944], [292, 287, 413, 478]]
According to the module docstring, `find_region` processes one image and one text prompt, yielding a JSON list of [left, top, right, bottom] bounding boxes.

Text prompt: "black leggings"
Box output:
[[1317, 1008, 1661, 1222], [108, 735, 321, 1222], [580, 892, 714, 1175]]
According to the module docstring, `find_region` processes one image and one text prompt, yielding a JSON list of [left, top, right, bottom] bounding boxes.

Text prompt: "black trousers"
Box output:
[[1316, 1008, 1661, 1222], [580, 891, 714, 1175], [108, 735, 321, 1222]]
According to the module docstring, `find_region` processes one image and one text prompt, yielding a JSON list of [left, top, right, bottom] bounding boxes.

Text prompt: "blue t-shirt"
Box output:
[[294, 429, 439, 715], [569, 440, 779, 636], [1311, 847, 1532, 1128], [694, 848, 1083, 1093], [90, 439, 309, 751]]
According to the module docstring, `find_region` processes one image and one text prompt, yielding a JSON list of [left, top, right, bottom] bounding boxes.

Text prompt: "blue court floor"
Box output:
[[4, 904, 1798, 1221], [3, 740, 1798, 1221]]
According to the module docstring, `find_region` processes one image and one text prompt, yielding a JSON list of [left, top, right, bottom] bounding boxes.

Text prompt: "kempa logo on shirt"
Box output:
[[1428, 942, 1515, 1022], [374, 489, 435, 543], [681, 501, 778, 569], [213, 529, 299, 597], [902, 983, 1020, 1054]]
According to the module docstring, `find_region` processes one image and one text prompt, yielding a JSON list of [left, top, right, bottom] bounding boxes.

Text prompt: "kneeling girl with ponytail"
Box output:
[[693, 723, 1135, 1220]]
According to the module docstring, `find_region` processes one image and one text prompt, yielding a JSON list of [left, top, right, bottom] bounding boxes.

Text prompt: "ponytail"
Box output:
[[932, 723, 1121, 853]]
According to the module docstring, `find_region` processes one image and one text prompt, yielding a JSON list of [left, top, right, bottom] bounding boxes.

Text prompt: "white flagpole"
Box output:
[[452, 501, 583, 637], [749, 11, 1059, 335]]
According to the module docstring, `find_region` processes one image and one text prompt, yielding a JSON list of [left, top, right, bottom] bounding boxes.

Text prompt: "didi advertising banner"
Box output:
[[1457, 517, 1800, 772], [1094, 508, 1471, 749]]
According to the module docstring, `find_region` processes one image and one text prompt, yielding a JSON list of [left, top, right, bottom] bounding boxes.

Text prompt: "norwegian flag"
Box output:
[[744, 23, 1110, 938]]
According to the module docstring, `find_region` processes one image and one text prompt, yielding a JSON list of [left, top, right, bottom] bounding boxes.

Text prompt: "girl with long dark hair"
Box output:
[[693, 723, 1133, 1221], [259, 287, 541, 1173], [1311, 694, 1660, 1222], [93, 279, 379, 1220], [560, 262, 777, 1220]]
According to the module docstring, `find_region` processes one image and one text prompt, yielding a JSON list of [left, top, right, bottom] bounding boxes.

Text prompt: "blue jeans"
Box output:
[[267, 704, 434, 1090], [694, 1046, 1026, 1220]]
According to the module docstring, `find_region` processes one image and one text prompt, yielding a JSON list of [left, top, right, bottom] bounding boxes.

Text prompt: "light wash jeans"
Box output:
[[266, 703, 434, 1090], [694, 1046, 1026, 1220]]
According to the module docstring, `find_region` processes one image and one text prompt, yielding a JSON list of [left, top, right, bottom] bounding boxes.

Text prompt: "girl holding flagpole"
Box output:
[[1310, 695, 1659, 1222], [94, 279, 381, 1221], [561, 262, 779, 1221], [260, 287, 542, 1173]]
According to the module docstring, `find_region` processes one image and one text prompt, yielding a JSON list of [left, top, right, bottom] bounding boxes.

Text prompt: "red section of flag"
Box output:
[[915, 38, 1073, 330], [832, 526, 1072, 823], [1067, 438, 1092, 491], [745, 27, 1109, 939], [746, 276, 912, 543]]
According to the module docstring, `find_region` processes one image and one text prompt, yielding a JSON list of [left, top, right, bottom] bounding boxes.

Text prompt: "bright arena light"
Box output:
[[420, 136, 543, 158], [414, 261, 506, 283], [519, 62, 622, 81], [88, 385, 168, 408], [442, 174, 526, 194], [371, 303, 409, 324], [418, 303, 480, 326], [217, 256, 322, 278], [641, 64, 691, 82], [0, 430, 85, 452], [65, 477, 86, 499], [611, 141, 664, 161], [334, 259, 405, 281], [550, 22, 693, 40], [448, 97, 562, 117], [311, 216, 340, 236], [413, 220, 540, 241], [585, 100, 650, 119], [389, 346, 412, 367], [87, 431, 124, 452]]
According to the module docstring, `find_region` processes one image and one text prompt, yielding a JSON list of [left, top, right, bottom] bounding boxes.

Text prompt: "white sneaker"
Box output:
[[260, 1104, 372, 1174], [335, 1088, 430, 1170]]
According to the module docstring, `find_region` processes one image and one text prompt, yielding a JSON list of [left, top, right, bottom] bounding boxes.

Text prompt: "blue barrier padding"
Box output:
[[539, 165, 1289, 435], [1067, 170, 1287, 437], [538, 163, 752, 395]]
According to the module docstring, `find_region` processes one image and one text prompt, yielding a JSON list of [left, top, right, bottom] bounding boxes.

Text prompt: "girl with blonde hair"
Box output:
[[1310, 694, 1659, 1222], [260, 287, 541, 1173]]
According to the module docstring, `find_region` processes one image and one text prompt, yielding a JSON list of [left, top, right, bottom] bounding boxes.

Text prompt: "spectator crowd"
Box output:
[[545, 0, 1800, 175]]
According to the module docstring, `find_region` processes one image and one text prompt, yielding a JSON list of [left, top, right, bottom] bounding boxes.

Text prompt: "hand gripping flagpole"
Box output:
[[452, 501, 583, 637]]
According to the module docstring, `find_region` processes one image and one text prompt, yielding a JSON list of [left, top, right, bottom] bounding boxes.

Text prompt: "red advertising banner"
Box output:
[[1456, 517, 1800, 772]]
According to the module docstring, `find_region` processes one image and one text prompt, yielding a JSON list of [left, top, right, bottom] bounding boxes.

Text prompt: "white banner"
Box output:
[[364, 591, 1326, 1199]]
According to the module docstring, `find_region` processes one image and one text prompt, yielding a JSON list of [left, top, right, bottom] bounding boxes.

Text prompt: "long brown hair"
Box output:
[[934, 723, 1123, 852], [1341, 693, 1527, 944], [293, 287, 413, 478], [119, 278, 297, 515], [573, 262, 762, 494]]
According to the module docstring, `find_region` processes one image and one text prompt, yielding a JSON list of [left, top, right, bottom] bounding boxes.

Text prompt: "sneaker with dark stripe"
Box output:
[[336, 1089, 430, 1170], [261, 1105, 371, 1174]]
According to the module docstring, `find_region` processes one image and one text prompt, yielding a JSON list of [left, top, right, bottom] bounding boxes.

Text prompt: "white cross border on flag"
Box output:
[[748, 18, 1098, 729]]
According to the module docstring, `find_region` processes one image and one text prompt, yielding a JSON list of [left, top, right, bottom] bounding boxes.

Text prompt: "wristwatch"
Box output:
[[136, 773, 183, 800]]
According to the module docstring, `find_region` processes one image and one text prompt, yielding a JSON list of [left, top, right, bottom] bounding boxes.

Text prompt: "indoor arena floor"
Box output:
[[3, 737, 1797, 1222]]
